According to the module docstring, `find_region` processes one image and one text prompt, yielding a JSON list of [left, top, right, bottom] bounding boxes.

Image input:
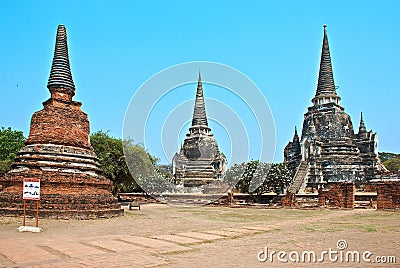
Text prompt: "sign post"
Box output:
[[21, 178, 41, 229]]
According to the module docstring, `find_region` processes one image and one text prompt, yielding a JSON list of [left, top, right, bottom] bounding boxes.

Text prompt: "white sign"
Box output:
[[23, 178, 40, 200]]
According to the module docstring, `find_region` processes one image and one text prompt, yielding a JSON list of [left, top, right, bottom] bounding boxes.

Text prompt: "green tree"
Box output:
[[235, 160, 260, 193], [123, 141, 173, 194], [379, 152, 397, 162], [0, 127, 26, 173], [90, 131, 137, 193], [222, 160, 258, 192], [382, 156, 400, 172], [379, 152, 400, 172], [253, 163, 292, 195], [90, 131, 170, 194], [223, 161, 292, 194]]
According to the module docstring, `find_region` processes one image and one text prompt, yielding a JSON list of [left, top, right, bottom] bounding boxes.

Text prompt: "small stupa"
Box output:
[[0, 25, 122, 219]]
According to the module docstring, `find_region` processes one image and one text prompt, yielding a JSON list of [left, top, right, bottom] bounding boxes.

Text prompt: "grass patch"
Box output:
[[264, 228, 282, 233], [123, 210, 151, 219], [299, 210, 400, 234], [0, 216, 21, 225], [172, 206, 334, 223], [302, 224, 344, 233], [361, 226, 377, 232], [282, 239, 297, 245], [156, 248, 200, 256]]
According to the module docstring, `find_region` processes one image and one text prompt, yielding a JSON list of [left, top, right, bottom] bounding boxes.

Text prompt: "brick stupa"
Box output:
[[0, 25, 123, 219]]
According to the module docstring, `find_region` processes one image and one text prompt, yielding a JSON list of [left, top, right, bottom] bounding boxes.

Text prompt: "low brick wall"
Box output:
[[376, 181, 400, 210], [281, 192, 297, 207], [318, 182, 355, 209], [0, 172, 3, 191], [119, 193, 156, 203], [0, 169, 123, 219], [364, 183, 378, 192]]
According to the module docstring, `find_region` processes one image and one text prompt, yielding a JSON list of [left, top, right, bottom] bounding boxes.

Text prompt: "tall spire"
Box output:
[[47, 25, 76, 94], [313, 25, 340, 105], [292, 126, 300, 151], [191, 71, 208, 127], [293, 126, 299, 143], [359, 112, 367, 134]]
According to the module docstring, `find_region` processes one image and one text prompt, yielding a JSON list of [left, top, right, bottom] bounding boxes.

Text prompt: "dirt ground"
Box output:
[[0, 204, 399, 267]]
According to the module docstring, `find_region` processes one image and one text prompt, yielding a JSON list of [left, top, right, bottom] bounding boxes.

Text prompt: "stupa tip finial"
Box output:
[[47, 24, 76, 93]]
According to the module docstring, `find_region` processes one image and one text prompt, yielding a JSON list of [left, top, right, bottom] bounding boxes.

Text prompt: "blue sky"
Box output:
[[1, 1, 399, 164]]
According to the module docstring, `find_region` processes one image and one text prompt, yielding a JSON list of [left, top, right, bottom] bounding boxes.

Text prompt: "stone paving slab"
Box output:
[[175, 232, 224, 241], [201, 229, 245, 237], [0, 242, 59, 265], [151, 234, 203, 245], [119, 236, 191, 253], [33, 262, 79, 268], [84, 238, 144, 253], [74, 252, 170, 268], [0, 252, 15, 267], [222, 227, 259, 234], [16, 258, 77, 268], [29, 252, 170, 268], [241, 225, 271, 231], [41, 241, 107, 258], [0, 240, 170, 268]]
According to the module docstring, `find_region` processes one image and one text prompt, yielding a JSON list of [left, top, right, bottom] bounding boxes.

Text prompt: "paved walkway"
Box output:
[[0, 224, 268, 267], [0, 206, 398, 267]]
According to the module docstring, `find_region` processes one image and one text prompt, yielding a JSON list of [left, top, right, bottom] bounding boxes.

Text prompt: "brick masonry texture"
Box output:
[[376, 181, 400, 210], [318, 182, 355, 209], [281, 192, 297, 207], [0, 25, 122, 219], [26, 95, 91, 149]]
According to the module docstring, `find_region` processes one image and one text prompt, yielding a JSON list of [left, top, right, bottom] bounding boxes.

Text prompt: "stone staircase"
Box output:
[[288, 161, 308, 194], [181, 158, 216, 187]]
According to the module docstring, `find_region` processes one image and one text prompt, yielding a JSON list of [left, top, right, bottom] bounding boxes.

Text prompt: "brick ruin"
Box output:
[[0, 25, 123, 219], [376, 181, 400, 210], [281, 181, 400, 210], [284, 25, 387, 194], [318, 182, 355, 209], [281, 192, 297, 207], [281, 182, 356, 209]]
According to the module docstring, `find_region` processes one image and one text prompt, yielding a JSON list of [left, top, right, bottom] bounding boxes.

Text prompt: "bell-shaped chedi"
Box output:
[[284, 25, 387, 194], [172, 72, 227, 187], [0, 25, 123, 219]]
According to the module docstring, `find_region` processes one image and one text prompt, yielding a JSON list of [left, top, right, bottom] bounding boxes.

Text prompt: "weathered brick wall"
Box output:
[[282, 192, 297, 207], [0, 172, 3, 191], [26, 99, 91, 149], [364, 183, 378, 192], [0, 169, 123, 219], [119, 193, 156, 203], [376, 182, 400, 210], [2, 169, 112, 194], [0, 96, 123, 219], [0, 195, 122, 220], [318, 182, 355, 209], [50, 88, 74, 102]]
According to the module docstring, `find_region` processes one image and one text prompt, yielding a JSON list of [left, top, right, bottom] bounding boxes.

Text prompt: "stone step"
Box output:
[[289, 161, 308, 194]]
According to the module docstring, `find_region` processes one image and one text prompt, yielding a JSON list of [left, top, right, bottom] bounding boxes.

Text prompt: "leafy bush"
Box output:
[[0, 127, 26, 172]]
